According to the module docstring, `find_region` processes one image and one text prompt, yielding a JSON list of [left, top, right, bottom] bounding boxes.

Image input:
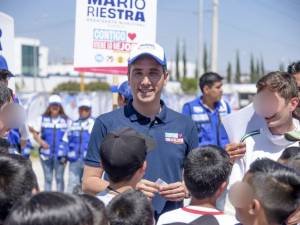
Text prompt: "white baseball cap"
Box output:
[[128, 42, 167, 68], [48, 95, 62, 105], [78, 99, 92, 108]]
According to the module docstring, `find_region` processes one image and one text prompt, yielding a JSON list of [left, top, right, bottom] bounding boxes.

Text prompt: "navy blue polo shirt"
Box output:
[[85, 100, 198, 213]]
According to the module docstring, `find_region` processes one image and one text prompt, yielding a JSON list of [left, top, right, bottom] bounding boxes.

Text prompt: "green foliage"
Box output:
[[235, 51, 241, 83], [175, 39, 181, 81], [180, 77, 198, 94], [53, 81, 110, 92], [203, 43, 209, 73], [226, 62, 232, 83]]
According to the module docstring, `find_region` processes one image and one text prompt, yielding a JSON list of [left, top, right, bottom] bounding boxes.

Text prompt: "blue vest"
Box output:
[[67, 117, 94, 162], [182, 98, 231, 148], [40, 116, 68, 159]]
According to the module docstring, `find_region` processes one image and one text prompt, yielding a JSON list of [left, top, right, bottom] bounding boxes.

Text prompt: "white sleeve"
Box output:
[[29, 116, 42, 133], [88, 118, 95, 134]]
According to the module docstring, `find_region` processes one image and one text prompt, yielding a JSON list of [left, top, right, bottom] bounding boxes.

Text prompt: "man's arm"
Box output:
[[82, 165, 109, 194]]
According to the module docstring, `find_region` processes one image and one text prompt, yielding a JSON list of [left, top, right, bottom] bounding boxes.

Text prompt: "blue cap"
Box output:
[[0, 55, 14, 77], [118, 81, 132, 100]]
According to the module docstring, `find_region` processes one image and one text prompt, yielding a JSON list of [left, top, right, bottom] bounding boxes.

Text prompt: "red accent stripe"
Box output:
[[181, 207, 224, 215], [74, 66, 128, 75]]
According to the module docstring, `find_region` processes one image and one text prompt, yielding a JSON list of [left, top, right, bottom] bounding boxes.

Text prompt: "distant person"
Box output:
[[0, 55, 32, 157], [157, 145, 237, 225], [0, 83, 11, 138], [96, 127, 152, 205], [229, 158, 300, 225], [182, 72, 231, 148], [0, 154, 38, 223], [106, 190, 154, 225], [82, 42, 198, 217], [29, 94, 70, 191], [4, 192, 101, 225], [287, 61, 300, 121], [117, 80, 132, 106], [62, 98, 95, 193]]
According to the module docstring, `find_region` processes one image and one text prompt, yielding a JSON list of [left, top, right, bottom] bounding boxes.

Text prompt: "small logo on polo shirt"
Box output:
[[165, 132, 184, 144]]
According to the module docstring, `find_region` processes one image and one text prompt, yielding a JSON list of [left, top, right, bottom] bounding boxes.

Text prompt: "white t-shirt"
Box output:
[[157, 206, 238, 225], [229, 118, 300, 186], [96, 189, 115, 206]]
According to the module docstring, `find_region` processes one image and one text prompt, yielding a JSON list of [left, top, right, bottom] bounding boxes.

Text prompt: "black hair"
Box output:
[[106, 190, 154, 225], [0, 83, 11, 109], [0, 154, 38, 223], [279, 147, 300, 162], [4, 192, 95, 225], [0, 138, 10, 154], [287, 61, 300, 75], [78, 194, 108, 225], [184, 145, 231, 200], [199, 72, 223, 92], [247, 158, 300, 225]]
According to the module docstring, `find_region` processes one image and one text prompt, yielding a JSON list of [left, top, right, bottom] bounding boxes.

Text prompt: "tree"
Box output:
[[203, 43, 209, 73], [194, 58, 199, 79], [250, 54, 255, 83], [182, 40, 187, 78], [256, 59, 260, 78], [226, 62, 232, 83], [235, 51, 241, 83], [181, 77, 198, 94], [175, 40, 180, 81], [260, 57, 265, 76]]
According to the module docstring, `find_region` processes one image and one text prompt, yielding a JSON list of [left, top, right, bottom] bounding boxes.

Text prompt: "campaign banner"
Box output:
[[74, 0, 157, 75]]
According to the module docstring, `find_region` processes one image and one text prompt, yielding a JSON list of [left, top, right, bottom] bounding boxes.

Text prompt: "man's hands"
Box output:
[[136, 179, 187, 202], [225, 142, 246, 162]]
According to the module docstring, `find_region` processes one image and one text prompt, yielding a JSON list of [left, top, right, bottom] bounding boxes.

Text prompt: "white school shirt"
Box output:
[[157, 205, 238, 225]]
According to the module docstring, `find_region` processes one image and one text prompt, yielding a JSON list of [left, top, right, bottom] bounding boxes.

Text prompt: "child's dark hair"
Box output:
[[247, 158, 300, 225], [184, 145, 231, 200]]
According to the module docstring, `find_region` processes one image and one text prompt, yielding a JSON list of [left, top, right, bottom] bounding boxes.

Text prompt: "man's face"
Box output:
[[128, 56, 168, 105], [0, 74, 9, 87], [292, 72, 300, 120], [79, 106, 91, 119], [254, 88, 297, 129], [50, 104, 60, 117], [204, 81, 223, 103]]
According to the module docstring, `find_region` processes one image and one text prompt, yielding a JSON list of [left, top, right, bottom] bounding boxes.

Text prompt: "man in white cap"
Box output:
[[61, 98, 95, 193], [83, 43, 198, 218]]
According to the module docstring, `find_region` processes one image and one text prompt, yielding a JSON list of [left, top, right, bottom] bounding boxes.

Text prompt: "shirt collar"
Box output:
[[125, 100, 167, 124], [199, 96, 221, 111]]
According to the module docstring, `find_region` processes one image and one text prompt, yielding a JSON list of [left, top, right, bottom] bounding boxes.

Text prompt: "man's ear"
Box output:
[[215, 181, 227, 199], [289, 97, 299, 111], [248, 199, 261, 216], [163, 71, 169, 86], [203, 85, 209, 95], [286, 204, 300, 225]]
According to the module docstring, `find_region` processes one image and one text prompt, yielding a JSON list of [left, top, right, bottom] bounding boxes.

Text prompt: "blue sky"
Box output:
[[1, 0, 300, 75]]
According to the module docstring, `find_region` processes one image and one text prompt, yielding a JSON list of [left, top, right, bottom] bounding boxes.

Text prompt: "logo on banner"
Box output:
[[165, 133, 184, 144], [95, 54, 104, 62]]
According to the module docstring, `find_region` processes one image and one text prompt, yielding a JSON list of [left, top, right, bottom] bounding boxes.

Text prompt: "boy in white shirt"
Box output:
[[157, 145, 237, 225]]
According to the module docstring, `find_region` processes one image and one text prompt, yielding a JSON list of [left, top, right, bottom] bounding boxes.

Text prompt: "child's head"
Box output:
[[184, 145, 231, 201], [278, 146, 300, 165], [77, 194, 108, 225], [229, 158, 300, 225], [4, 192, 97, 225], [100, 127, 154, 184], [106, 190, 154, 225], [0, 154, 38, 223]]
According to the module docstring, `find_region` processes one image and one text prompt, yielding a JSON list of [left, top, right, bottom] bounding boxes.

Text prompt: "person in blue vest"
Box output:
[[182, 72, 231, 148], [117, 81, 132, 107], [29, 94, 70, 191], [62, 98, 95, 193], [0, 55, 33, 157]]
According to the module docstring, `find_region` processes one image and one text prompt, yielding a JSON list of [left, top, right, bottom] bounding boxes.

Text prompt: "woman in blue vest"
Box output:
[[61, 98, 94, 193], [30, 94, 69, 192]]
